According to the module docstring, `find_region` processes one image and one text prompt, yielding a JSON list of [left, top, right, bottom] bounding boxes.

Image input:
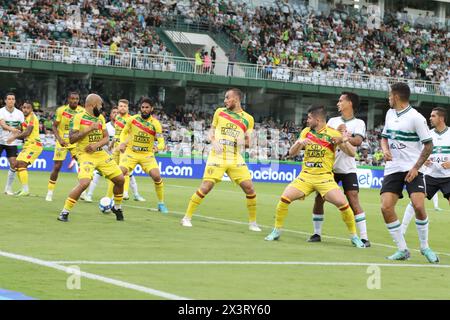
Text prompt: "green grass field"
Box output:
[[0, 170, 449, 300]]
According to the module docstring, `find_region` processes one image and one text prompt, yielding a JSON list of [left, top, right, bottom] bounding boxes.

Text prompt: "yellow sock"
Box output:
[[154, 179, 164, 202], [63, 197, 77, 212], [114, 193, 123, 207], [275, 196, 291, 229], [124, 175, 130, 196], [106, 180, 114, 198], [339, 203, 357, 236], [17, 168, 28, 186], [185, 190, 205, 219], [48, 179, 56, 191], [246, 193, 257, 223]]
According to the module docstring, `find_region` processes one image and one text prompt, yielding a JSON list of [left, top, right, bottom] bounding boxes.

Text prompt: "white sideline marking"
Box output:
[[124, 204, 450, 258], [0, 250, 190, 300], [49, 260, 450, 269]]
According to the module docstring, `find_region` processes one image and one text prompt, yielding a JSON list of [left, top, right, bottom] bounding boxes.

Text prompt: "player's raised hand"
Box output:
[[405, 167, 419, 183], [442, 161, 450, 169], [59, 139, 68, 147], [331, 136, 345, 145], [424, 159, 432, 167]]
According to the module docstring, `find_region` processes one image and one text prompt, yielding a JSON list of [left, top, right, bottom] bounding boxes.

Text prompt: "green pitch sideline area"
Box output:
[[0, 170, 449, 300]]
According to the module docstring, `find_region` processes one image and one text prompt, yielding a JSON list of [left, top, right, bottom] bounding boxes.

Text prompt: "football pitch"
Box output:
[[0, 170, 449, 300]]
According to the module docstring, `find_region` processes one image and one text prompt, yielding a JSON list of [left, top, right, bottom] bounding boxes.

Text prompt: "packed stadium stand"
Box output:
[[0, 0, 449, 166]]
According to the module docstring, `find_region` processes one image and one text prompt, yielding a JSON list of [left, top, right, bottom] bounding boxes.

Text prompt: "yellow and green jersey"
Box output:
[[55, 104, 84, 148], [210, 107, 254, 163], [114, 113, 131, 142], [70, 111, 106, 155], [120, 114, 164, 153], [300, 125, 342, 175], [22, 112, 41, 146]]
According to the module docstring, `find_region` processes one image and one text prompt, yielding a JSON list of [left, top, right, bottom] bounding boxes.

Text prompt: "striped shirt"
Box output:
[[426, 127, 450, 178], [381, 105, 432, 176]]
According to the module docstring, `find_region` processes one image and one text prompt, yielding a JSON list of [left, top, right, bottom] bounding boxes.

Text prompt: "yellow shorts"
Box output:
[[119, 151, 159, 174], [289, 172, 340, 198], [77, 151, 122, 180], [111, 148, 120, 164], [53, 141, 76, 161], [203, 162, 252, 185], [17, 141, 44, 165]]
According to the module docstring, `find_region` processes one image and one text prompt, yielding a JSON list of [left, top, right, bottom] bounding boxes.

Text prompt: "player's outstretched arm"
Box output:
[[0, 119, 20, 134], [7, 123, 32, 144], [337, 140, 356, 157]]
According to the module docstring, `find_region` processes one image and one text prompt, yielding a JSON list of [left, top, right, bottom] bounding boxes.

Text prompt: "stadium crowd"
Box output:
[[176, 0, 450, 83], [0, 0, 448, 86]]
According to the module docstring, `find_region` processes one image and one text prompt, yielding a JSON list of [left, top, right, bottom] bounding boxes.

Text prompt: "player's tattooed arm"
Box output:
[[414, 140, 433, 170], [405, 140, 433, 183]]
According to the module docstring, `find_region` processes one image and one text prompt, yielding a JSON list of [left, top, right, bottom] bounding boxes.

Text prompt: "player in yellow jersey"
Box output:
[[57, 94, 125, 222], [106, 99, 133, 200], [264, 105, 365, 247], [118, 97, 168, 213], [6, 102, 43, 196], [46, 92, 83, 201], [181, 88, 261, 231]]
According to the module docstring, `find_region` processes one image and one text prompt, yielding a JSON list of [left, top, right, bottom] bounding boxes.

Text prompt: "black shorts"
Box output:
[[334, 173, 359, 192], [425, 175, 450, 200], [380, 171, 426, 199], [0, 144, 18, 158]]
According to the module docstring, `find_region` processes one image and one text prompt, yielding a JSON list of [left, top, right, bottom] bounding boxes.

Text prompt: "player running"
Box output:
[[401, 107, 450, 233], [380, 82, 438, 263], [118, 97, 168, 213], [308, 92, 371, 247], [57, 94, 125, 222], [46, 92, 83, 201], [0, 92, 24, 195], [6, 102, 43, 196], [181, 88, 261, 232], [265, 105, 365, 248]]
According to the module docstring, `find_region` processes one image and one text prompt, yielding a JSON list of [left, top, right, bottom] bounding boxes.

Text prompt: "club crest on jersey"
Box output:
[[207, 168, 214, 175]]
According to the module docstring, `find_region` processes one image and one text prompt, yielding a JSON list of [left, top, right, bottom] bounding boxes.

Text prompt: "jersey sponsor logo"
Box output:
[[132, 119, 156, 136], [220, 123, 241, 139], [219, 139, 237, 147], [389, 142, 407, 150], [218, 111, 248, 132], [305, 132, 334, 152], [305, 144, 326, 158], [305, 161, 323, 168], [62, 112, 74, 119], [133, 131, 151, 144], [132, 146, 149, 152]]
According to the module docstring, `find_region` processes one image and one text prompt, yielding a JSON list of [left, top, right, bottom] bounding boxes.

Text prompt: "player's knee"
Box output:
[[200, 181, 214, 195], [380, 203, 393, 214], [411, 202, 425, 213]]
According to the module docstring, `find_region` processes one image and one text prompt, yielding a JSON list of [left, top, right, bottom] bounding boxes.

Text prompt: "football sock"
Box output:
[[130, 175, 139, 196], [432, 194, 439, 209], [275, 196, 291, 229], [106, 180, 114, 198], [17, 167, 29, 192], [401, 202, 415, 234], [386, 220, 408, 251], [124, 175, 130, 197], [355, 212, 368, 240], [154, 179, 164, 202], [113, 193, 123, 209], [246, 193, 257, 223], [185, 189, 205, 219], [415, 217, 429, 250], [339, 203, 357, 236], [6, 169, 15, 190], [312, 213, 324, 235], [87, 171, 101, 197], [63, 197, 77, 213]]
